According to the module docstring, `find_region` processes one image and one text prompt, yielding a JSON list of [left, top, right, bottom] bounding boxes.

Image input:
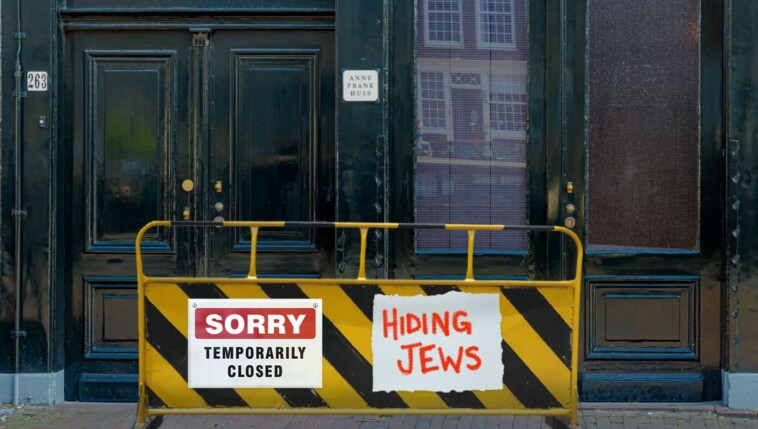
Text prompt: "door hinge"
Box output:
[[191, 30, 210, 47]]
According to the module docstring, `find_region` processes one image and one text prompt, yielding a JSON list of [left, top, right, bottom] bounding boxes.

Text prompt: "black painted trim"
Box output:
[[59, 8, 336, 17]]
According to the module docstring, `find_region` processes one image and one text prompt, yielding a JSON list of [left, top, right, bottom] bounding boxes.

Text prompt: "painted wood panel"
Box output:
[[587, 280, 697, 360], [84, 52, 175, 253], [84, 278, 138, 360], [230, 51, 319, 251]]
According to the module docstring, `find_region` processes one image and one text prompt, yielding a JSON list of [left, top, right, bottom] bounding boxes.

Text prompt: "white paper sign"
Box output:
[[343, 70, 379, 102], [372, 292, 503, 392], [188, 299, 322, 388]]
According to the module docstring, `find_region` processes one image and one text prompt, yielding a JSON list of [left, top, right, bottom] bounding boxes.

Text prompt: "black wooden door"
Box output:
[[570, 0, 724, 401], [65, 30, 192, 401], [65, 28, 335, 401], [205, 30, 336, 278]]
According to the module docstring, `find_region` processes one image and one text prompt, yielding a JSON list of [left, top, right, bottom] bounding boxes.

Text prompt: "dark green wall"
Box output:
[[728, 0, 758, 373], [0, 0, 756, 381], [335, 0, 388, 279], [0, 0, 60, 374]]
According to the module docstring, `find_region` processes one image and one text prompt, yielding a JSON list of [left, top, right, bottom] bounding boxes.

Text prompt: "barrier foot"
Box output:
[[133, 415, 163, 429], [545, 416, 580, 429]]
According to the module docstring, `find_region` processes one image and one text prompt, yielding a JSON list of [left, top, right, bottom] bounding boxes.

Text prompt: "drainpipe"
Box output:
[[12, 0, 25, 406]]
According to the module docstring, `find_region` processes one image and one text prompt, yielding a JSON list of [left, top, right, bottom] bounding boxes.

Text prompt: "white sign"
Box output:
[[343, 70, 379, 102], [188, 299, 322, 388], [26, 72, 48, 92], [372, 292, 503, 392]]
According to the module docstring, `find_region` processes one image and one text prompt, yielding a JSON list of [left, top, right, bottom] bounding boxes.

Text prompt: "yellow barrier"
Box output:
[[135, 221, 583, 427]]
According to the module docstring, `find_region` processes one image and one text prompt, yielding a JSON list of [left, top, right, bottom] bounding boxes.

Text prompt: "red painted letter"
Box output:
[[419, 344, 439, 374], [465, 346, 482, 370], [397, 342, 422, 375]]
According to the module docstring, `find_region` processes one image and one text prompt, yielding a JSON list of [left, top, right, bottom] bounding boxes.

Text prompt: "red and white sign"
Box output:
[[372, 292, 503, 392], [188, 299, 322, 388]]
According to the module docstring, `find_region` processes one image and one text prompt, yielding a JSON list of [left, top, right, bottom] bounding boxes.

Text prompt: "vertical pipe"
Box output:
[[135, 223, 148, 425], [357, 228, 368, 280], [465, 230, 476, 281], [12, 0, 24, 406], [247, 227, 259, 279], [135, 221, 169, 424]]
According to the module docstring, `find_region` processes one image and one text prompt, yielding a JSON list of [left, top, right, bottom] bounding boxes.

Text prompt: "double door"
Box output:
[[64, 28, 335, 400]]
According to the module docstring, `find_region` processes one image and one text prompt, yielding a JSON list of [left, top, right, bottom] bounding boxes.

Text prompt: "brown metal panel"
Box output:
[[586, 281, 697, 360], [587, 0, 700, 250]]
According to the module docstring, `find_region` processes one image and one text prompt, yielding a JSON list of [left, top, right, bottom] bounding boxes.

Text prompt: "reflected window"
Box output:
[[490, 76, 526, 135], [477, 0, 516, 48], [419, 72, 447, 130], [425, 0, 464, 45]]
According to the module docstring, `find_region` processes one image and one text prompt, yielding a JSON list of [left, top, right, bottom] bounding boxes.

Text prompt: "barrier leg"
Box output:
[[134, 382, 163, 429], [545, 416, 580, 429], [133, 415, 163, 429]]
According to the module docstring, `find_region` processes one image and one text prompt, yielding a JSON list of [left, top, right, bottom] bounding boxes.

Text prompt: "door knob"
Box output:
[[214, 181, 223, 193], [214, 202, 224, 212], [564, 217, 576, 228], [181, 179, 194, 192]]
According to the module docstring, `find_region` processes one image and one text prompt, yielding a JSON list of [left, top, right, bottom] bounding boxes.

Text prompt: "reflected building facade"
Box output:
[[415, 0, 528, 251]]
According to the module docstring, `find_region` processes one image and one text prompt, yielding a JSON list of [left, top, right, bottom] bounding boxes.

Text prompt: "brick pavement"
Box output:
[[0, 403, 756, 429]]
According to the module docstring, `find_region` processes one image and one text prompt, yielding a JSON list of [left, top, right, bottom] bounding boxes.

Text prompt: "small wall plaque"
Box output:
[[26, 71, 48, 92], [343, 70, 379, 102]]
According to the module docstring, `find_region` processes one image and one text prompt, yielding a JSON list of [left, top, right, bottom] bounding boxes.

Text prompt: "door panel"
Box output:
[[86, 53, 176, 252], [66, 31, 191, 401], [208, 30, 336, 277]]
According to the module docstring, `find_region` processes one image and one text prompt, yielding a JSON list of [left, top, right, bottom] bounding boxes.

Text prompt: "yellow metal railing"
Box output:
[[135, 221, 583, 426]]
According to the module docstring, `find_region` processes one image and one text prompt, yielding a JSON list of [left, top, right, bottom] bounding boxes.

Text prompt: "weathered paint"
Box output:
[[0, 0, 59, 381], [134, 221, 583, 425], [0, 0, 756, 405], [728, 0, 758, 373]]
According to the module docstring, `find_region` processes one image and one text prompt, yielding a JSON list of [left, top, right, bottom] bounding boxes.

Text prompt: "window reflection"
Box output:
[[416, 0, 528, 252]]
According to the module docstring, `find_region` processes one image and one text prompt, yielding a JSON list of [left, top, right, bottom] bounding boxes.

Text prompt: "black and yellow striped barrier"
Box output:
[[135, 221, 583, 426]]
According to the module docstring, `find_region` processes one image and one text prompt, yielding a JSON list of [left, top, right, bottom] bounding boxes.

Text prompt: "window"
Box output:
[[477, 0, 516, 48], [416, 0, 528, 253], [419, 72, 447, 130], [490, 76, 527, 135], [425, 0, 463, 45]]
